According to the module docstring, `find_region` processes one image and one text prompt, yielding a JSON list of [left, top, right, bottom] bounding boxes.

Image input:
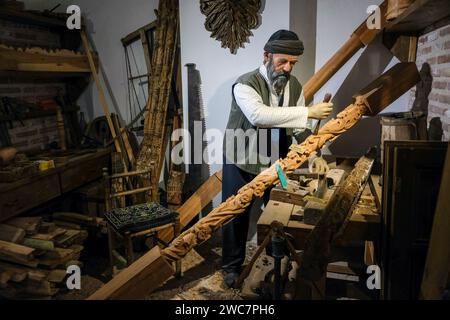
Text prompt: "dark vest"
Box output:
[[223, 68, 303, 175]]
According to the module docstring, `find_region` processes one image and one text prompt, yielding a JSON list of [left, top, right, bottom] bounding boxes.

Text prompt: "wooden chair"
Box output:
[[103, 167, 181, 276]]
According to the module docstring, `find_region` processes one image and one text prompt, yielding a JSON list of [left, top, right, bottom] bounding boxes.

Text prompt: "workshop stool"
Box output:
[[103, 167, 181, 277]]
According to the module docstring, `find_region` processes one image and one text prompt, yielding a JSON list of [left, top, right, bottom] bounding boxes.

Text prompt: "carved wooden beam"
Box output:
[[161, 62, 419, 264], [137, 0, 179, 200]]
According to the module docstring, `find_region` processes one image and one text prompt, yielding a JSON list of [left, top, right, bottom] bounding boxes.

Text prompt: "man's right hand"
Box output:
[[308, 102, 333, 120]]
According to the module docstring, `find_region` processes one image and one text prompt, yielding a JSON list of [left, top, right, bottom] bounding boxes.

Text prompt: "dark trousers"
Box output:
[[221, 160, 271, 273]]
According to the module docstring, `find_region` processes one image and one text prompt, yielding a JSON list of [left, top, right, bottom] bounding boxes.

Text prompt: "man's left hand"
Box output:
[[309, 156, 329, 174]]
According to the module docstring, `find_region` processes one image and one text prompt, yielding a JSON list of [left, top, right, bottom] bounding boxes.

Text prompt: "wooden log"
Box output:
[[0, 224, 26, 243], [158, 171, 223, 243], [87, 246, 174, 300]]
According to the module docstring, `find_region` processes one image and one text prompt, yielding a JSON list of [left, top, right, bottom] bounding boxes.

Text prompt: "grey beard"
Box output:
[[272, 76, 289, 95], [267, 59, 290, 95]]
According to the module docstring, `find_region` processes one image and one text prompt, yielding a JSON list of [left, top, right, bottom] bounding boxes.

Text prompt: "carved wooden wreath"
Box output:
[[200, 0, 262, 54]]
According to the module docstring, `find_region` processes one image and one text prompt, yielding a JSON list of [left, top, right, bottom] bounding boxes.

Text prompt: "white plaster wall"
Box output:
[[315, 0, 411, 110], [179, 0, 291, 177]]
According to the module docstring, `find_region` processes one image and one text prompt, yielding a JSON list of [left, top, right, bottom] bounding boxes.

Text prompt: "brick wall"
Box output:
[[0, 18, 61, 49], [409, 24, 450, 141], [0, 17, 66, 152], [8, 117, 60, 152], [0, 82, 66, 104], [0, 83, 65, 152]]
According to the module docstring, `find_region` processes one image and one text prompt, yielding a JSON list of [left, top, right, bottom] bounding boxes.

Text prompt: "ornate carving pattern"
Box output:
[[200, 0, 262, 54], [161, 97, 369, 263]]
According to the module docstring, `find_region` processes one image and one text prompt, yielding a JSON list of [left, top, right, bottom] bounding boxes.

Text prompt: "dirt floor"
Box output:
[[148, 230, 258, 300]]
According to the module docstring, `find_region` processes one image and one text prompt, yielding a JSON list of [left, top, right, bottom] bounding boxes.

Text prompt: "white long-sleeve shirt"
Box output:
[[233, 65, 313, 133]]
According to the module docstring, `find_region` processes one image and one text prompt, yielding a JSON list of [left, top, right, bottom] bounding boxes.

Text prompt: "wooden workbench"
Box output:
[[0, 148, 111, 222], [257, 175, 381, 250]]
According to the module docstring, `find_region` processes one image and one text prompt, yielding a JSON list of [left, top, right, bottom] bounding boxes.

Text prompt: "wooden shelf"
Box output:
[[0, 44, 98, 74], [385, 0, 450, 34]]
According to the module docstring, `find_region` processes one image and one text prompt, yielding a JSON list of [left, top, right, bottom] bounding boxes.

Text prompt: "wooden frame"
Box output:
[[380, 140, 448, 300]]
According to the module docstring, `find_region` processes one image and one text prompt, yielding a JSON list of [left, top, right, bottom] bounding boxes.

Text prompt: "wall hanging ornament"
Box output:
[[200, 0, 262, 54]]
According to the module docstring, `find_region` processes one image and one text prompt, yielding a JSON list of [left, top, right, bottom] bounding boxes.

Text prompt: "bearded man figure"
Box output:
[[221, 30, 334, 288]]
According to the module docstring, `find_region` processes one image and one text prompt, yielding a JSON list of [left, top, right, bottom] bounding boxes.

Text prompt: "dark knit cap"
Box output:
[[264, 29, 304, 56]]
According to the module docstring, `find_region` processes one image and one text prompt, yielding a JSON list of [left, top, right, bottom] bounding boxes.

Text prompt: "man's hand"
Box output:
[[308, 102, 333, 120], [309, 156, 330, 174]]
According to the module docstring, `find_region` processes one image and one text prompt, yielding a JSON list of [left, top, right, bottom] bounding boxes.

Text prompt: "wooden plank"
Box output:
[[4, 217, 42, 235], [257, 201, 294, 227], [270, 184, 309, 206], [88, 246, 174, 300], [0, 240, 35, 265], [421, 142, 450, 299], [47, 269, 67, 284], [355, 62, 420, 116], [59, 152, 109, 193], [30, 228, 67, 241], [385, 0, 450, 33], [159, 171, 223, 243], [38, 247, 81, 269], [0, 262, 28, 283], [0, 174, 61, 222], [0, 224, 26, 243]]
